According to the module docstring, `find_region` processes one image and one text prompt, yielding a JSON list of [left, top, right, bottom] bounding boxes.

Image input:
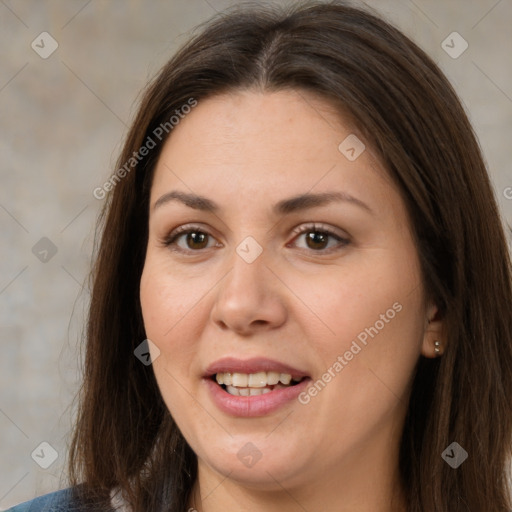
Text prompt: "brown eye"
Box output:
[[290, 224, 350, 254], [304, 231, 329, 250], [163, 226, 218, 252], [183, 231, 209, 250]]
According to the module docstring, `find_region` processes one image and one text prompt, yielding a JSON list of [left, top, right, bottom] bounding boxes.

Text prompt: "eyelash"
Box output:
[[161, 223, 350, 255]]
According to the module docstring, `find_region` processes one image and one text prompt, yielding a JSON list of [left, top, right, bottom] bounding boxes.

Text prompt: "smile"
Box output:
[[214, 371, 304, 396]]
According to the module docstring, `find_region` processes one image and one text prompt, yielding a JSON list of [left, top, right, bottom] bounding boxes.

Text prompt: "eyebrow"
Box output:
[[152, 190, 374, 216]]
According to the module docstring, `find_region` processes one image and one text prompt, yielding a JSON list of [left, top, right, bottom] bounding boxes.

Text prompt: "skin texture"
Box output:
[[139, 89, 444, 512]]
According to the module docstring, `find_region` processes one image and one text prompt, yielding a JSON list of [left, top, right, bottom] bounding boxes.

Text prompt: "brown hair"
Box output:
[[68, 1, 512, 510]]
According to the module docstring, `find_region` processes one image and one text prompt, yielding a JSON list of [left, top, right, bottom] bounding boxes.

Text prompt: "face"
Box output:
[[139, 89, 439, 495]]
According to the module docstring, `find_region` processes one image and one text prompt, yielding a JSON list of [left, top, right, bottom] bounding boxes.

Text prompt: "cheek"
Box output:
[[286, 254, 422, 352], [139, 259, 197, 392], [307, 273, 424, 431], [139, 260, 202, 420], [140, 255, 207, 341], [294, 286, 424, 460], [291, 243, 424, 401]]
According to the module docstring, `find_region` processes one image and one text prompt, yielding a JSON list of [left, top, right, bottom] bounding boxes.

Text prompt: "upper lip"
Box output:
[[204, 357, 310, 381]]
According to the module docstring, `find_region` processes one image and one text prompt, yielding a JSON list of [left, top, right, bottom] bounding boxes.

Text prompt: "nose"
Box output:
[[210, 243, 288, 336]]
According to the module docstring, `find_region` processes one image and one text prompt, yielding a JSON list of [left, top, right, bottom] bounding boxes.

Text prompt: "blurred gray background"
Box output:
[[1, 0, 511, 508]]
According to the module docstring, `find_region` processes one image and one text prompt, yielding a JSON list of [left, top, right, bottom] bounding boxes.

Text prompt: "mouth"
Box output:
[[203, 357, 311, 415], [211, 371, 307, 396]]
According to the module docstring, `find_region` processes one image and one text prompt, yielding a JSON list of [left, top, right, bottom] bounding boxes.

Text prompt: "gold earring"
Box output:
[[434, 340, 442, 356]]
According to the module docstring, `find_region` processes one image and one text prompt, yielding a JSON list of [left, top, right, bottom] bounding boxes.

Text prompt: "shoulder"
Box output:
[[4, 487, 76, 511], [4, 486, 116, 512]]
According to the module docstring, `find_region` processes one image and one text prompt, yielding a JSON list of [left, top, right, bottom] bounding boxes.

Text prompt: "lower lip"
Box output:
[[204, 377, 311, 417]]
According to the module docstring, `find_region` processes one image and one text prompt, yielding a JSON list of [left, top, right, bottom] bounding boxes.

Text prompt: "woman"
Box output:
[[8, 1, 512, 511]]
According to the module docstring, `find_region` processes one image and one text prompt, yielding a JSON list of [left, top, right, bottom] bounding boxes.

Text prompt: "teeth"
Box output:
[[248, 372, 267, 387], [226, 385, 239, 396], [232, 373, 248, 387], [215, 371, 302, 388], [267, 371, 280, 385], [226, 384, 285, 396], [251, 387, 271, 396], [279, 373, 291, 385]]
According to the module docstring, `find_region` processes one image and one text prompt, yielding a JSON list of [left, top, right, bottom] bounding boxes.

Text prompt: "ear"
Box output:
[[420, 301, 445, 358]]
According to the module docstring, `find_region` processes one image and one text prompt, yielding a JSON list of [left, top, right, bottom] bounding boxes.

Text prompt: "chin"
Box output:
[[197, 442, 309, 490]]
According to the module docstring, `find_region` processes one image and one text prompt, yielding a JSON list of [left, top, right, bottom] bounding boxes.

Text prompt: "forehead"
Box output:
[[150, 89, 396, 218]]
